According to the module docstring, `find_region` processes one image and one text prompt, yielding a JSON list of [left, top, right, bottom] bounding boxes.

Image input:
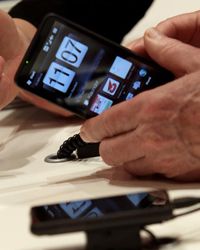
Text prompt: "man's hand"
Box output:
[[0, 10, 29, 109], [129, 11, 200, 77], [80, 72, 200, 181], [80, 11, 200, 181], [0, 10, 71, 116]]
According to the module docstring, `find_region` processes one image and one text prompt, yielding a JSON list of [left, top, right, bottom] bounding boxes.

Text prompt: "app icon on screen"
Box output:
[[139, 69, 148, 78], [109, 56, 133, 79], [52, 27, 58, 34], [103, 78, 120, 96], [84, 99, 89, 106], [26, 79, 32, 86], [85, 207, 103, 218], [90, 94, 113, 114], [132, 81, 141, 90], [60, 201, 92, 219], [126, 92, 134, 100], [43, 62, 75, 93], [127, 193, 147, 206], [56, 37, 88, 68]]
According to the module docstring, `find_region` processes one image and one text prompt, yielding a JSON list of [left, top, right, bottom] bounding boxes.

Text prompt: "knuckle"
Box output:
[[160, 39, 178, 57], [99, 140, 116, 166], [133, 91, 150, 115], [143, 92, 178, 121], [80, 120, 97, 142], [101, 112, 117, 138], [153, 157, 182, 178], [189, 54, 200, 72]]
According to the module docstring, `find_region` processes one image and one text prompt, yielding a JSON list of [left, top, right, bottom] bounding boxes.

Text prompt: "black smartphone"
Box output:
[[15, 14, 172, 119], [31, 190, 172, 235]]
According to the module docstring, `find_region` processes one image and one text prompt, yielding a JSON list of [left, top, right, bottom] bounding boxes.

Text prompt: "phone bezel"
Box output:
[[15, 14, 172, 119], [31, 190, 173, 235]]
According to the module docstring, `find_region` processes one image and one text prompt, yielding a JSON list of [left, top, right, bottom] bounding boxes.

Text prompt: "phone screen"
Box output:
[[31, 190, 169, 235], [16, 15, 172, 118]]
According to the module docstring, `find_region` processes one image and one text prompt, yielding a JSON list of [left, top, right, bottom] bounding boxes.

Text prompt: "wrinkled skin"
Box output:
[[80, 11, 200, 181]]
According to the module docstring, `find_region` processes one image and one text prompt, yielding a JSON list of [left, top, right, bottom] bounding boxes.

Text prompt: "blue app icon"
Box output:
[[109, 56, 133, 79], [139, 69, 147, 78], [126, 92, 134, 100], [132, 81, 141, 90]]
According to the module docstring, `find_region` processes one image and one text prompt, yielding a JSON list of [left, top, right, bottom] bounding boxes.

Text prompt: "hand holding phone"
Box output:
[[15, 14, 172, 119]]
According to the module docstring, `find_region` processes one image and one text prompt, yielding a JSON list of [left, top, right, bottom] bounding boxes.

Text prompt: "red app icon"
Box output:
[[103, 78, 120, 96]]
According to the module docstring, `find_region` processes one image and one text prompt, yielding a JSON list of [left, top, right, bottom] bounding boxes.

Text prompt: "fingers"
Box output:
[[0, 10, 22, 60], [173, 169, 200, 182], [144, 28, 200, 77], [156, 11, 200, 47], [0, 56, 5, 75], [80, 93, 146, 142], [126, 11, 200, 63], [99, 128, 145, 166], [122, 158, 155, 176], [80, 71, 200, 180], [119, 157, 200, 180]]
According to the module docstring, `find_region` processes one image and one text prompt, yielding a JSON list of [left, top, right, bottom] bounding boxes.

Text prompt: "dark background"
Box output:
[[9, 0, 153, 43]]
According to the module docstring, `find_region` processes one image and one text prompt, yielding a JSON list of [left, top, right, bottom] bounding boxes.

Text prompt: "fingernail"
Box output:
[[145, 28, 163, 40]]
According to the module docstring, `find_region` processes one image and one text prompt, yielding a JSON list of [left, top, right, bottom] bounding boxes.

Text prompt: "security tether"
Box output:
[[45, 134, 100, 163]]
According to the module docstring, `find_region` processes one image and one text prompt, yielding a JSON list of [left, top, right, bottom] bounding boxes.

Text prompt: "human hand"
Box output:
[[0, 10, 29, 109], [80, 71, 200, 181], [80, 12, 200, 181], [128, 11, 200, 77], [0, 10, 71, 116]]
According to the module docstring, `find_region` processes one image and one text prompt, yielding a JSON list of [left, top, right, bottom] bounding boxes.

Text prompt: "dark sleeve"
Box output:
[[9, 0, 153, 43]]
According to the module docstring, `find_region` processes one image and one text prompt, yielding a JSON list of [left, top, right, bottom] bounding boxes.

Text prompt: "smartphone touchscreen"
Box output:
[[16, 14, 172, 119], [31, 190, 170, 235]]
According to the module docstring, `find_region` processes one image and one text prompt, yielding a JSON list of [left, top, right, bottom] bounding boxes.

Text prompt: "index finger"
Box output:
[[156, 11, 200, 47], [127, 10, 200, 57], [80, 93, 145, 143]]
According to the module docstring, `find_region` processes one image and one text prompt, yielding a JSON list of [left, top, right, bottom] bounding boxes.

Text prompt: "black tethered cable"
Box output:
[[45, 134, 100, 163], [57, 134, 87, 159]]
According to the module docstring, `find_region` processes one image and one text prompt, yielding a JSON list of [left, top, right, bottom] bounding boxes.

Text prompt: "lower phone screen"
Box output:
[[31, 191, 168, 226]]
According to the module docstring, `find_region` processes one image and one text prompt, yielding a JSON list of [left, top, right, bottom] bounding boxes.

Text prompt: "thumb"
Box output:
[[144, 27, 200, 77]]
